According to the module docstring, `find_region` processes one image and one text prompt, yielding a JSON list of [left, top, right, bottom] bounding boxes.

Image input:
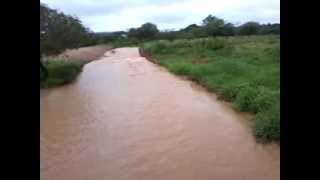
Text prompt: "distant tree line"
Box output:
[[93, 15, 279, 44], [40, 3, 280, 51]]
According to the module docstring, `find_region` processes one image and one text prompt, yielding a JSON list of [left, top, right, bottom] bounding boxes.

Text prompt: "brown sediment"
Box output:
[[57, 45, 113, 63], [41, 47, 279, 180]]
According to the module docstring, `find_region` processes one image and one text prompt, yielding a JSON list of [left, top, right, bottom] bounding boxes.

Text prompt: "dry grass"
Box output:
[[56, 45, 113, 63], [41, 45, 113, 88]]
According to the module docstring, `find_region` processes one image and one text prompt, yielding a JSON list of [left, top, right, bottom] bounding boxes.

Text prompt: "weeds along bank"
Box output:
[[40, 45, 112, 88], [40, 58, 83, 88], [141, 35, 280, 142]]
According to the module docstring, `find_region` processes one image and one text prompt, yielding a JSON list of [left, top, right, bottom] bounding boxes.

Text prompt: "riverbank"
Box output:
[[41, 48, 279, 180], [140, 35, 280, 142], [40, 45, 112, 88]]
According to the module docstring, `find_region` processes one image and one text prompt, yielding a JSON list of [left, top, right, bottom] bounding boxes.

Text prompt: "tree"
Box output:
[[127, 28, 139, 39], [189, 27, 208, 38], [259, 23, 280, 34], [139, 23, 159, 39], [40, 3, 91, 80], [238, 22, 260, 35], [127, 23, 159, 40], [158, 30, 178, 41], [182, 24, 200, 32], [202, 15, 226, 36], [221, 23, 236, 36], [40, 3, 90, 56], [202, 15, 224, 26], [179, 24, 207, 39]]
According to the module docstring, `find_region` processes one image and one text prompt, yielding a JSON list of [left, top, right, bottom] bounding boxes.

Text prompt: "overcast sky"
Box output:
[[40, 0, 280, 32]]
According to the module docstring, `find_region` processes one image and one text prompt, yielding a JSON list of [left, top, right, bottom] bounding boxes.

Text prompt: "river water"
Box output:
[[40, 47, 279, 180]]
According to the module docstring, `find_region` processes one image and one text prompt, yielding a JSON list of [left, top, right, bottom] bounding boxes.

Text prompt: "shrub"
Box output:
[[40, 59, 83, 88], [217, 84, 242, 101], [167, 63, 191, 75], [205, 38, 226, 50], [233, 84, 260, 112], [253, 105, 280, 142], [252, 88, 279, 113], [234, 85, 278, 114]]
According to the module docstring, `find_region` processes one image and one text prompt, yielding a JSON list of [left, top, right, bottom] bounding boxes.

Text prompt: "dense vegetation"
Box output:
[[40, 3, 92, 88], [141, 35, 280, 142], [92, 15, 279, 46], [40, 59, 83, 88], [40, 4, 280, 50], [40, 3, 93, 55]]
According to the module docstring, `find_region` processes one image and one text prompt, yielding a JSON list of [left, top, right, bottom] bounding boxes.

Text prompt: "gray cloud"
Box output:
[[41, 0, 134, 16], [149, 15, 187, 24], [41, 0, 280, 32]]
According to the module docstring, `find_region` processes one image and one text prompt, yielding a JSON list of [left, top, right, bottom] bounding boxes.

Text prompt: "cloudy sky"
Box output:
[[40, 0, 280, 32]]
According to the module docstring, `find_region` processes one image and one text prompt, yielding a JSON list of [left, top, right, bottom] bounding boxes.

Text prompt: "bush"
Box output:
[[234, 85, 278, 113], [40, 59, 83, 88], [152, 40, 171, 53], [238, 22, 260, 35], [252, 88, 279, 113], [217, 84, 242, 101], [143, 37, 229, 56], [253, 106, 280, 142], [40, 3, 91, 56], [167, 63, 191, 75], [234, 85, 260, 112], [171, 39, 190, 49], [205, 38, 226, 50]]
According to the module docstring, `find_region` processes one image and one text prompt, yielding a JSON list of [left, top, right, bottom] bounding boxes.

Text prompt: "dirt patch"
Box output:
[[57, 45, 113, 63]]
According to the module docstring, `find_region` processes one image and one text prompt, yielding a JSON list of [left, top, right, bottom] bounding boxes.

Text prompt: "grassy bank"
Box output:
[[141, 35, 280, 143], [40, 46, 112, 88], [40, 59, 83, 88]]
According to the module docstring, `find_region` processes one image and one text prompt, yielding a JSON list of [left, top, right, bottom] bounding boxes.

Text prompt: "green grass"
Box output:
[[40, 59, 84, 88], [141, 35, 280, 143]]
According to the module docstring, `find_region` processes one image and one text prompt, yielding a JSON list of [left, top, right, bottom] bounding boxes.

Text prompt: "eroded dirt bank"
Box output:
[[50, 45, 113, 63]]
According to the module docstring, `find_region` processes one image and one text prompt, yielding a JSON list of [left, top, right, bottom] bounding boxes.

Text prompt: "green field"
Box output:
[[141, 35, 280, 142]]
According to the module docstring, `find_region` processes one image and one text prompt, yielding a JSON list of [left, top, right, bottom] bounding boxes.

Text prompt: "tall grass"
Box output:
[[40, 58, 83, 88], [141, 35, 280, 142]]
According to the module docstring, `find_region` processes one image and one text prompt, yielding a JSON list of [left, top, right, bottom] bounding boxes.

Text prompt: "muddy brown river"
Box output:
[[40, 47, 280, 180]]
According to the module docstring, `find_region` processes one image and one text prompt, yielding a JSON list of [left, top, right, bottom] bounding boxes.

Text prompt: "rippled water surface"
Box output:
[[40, 47, 280, 180]]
